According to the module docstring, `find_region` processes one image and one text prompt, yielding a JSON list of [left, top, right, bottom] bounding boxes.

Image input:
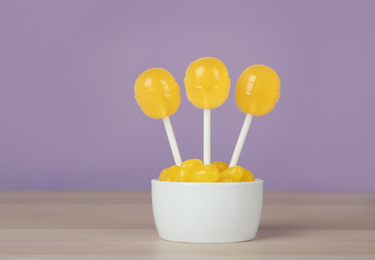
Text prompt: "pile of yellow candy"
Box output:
[[159, 159, 255, 182]]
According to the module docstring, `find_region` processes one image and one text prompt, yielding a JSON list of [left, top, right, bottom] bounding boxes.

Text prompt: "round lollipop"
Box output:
[[229, 65, 280, 167], [134, 68, 182, 166], [184, 57, 230, 165]]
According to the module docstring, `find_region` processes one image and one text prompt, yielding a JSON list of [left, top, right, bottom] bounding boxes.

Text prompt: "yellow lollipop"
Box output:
[[184, 57, 230, 164], [235, 65, 280, 116], [135, 68, 180, 119], [229, 65, 280, 167], [135, 68, 182, 165]]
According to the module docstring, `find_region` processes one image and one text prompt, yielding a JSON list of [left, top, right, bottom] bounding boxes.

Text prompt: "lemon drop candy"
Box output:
[[188, 165, 220, 182], [220, 166, 244, 182], [164, 165, 180, 182], [240, 169, 255, 182], [184, 57, 230, 165], [159, 168, 168, 181], [218, 175, 234, 182], [211, 161, 229, 172], [229, 65, 280, 167], [176, 159, 203, 182], [134, 68, 182, 166]]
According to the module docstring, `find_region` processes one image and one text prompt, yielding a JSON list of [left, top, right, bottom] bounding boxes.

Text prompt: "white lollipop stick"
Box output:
[[203, 108, 211, 165], [162, 116, 182, 166], [229, 113, 254, 167]]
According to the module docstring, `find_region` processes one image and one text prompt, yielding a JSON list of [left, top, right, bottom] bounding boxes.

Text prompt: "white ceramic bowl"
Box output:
[[151, 178, 263, 243]]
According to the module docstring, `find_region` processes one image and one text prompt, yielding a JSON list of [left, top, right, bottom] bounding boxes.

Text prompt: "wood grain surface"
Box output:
[[0, 191, 374, 259]]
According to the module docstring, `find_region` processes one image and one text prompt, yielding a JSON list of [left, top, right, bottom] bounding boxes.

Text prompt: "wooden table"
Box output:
[[0, 191, 374, 259]]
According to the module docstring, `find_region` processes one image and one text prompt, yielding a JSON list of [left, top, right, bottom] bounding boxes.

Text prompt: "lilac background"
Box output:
[[1, 0, 374, 191]]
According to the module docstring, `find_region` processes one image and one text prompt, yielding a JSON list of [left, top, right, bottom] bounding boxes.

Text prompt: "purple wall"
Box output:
[[1, 0, 374, 191]]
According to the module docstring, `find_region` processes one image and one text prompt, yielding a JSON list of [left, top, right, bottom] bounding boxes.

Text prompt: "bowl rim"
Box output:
[[152, 178, 263, 186]]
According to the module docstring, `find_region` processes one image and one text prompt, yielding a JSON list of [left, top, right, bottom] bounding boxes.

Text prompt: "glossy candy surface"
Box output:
[[177, 159, 203, 182], [134, 68, 180, 119], [220, 166, 244, 182], [235, 65, 280, 116], [184, 57, 230, 109], [188, 165, 220, 182], [211, 161, 229, 172], [240, 169, 255, 182], [218, 175, 234, 182], [159, 168, 168, 181], [159, 161, 255, 182], [164, 165, 180, 182]]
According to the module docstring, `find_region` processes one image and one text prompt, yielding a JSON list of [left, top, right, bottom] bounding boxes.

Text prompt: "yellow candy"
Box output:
[[220, 166, 244, 182], [159, 168, 168, 181], [218, 175, 234, 182], [188, 165, 220, 182], [211, 161, 229, 172], [177, 159, 203, 182], [235, 65, 280, 116], [134, 68, 180, 119], [240, 169, 255, 182], [184, 57, 230, 109], [165, 165, 180, 182], [159, 160, 256, 183]]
